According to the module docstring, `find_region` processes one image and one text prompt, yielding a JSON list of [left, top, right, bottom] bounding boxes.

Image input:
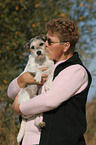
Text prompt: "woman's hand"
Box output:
[[17, 68, 48, 88], [12, 95, 22, 115], [17, 72, 36, 88]]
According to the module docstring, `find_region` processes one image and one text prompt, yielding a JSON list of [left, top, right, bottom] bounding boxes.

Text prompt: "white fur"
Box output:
[[17, 36, 54, 143]]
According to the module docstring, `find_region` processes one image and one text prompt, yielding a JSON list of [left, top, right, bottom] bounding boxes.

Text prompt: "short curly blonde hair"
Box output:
[[45, 18, 80, 48]]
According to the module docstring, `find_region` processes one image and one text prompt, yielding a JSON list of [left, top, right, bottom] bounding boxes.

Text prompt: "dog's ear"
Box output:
[[24, 41, 30, 49], [36, 36, 41, 40], [24, 38, 34, 49], [30, 38, 34, 43], [39, 34, 46, 42]]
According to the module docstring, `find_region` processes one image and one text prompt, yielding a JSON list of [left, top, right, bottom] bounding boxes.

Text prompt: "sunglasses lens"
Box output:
[[48, 38, 51, 45]]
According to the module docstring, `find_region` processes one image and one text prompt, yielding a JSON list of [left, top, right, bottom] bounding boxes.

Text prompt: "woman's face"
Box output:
[[45, 33, 64, 62]]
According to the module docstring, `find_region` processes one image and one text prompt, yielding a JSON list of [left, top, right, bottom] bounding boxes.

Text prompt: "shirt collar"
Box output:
[[54, 59, 67, 70]]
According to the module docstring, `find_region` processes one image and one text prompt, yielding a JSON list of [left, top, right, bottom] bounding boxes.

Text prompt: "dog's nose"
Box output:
[[37, 51, 41, 55]]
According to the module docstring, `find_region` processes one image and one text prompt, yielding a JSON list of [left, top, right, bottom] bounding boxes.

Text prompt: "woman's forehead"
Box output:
[[47, 33, 60, 41]]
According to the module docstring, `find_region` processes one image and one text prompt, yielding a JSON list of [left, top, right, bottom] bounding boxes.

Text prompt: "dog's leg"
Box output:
[[17, 119, 26, 143], [34, 116, 45, 128], [34, 70, 42, 83]]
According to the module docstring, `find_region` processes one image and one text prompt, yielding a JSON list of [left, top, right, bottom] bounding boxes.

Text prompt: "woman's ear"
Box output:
[[63, 42, 70, 53]]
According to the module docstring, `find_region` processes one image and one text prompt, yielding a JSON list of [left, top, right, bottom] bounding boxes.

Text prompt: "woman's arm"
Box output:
[[7, 77, 21, 100], [8, 69, 48, 100], [12, 64, 88, 116], [7, 71, 39, 100]]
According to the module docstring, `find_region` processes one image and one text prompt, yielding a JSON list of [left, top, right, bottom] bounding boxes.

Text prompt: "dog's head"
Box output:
[[25, 36, 46, 61]]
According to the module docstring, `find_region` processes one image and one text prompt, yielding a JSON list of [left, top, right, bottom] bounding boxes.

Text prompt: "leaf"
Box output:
[[0, 50, 2, 53], [6, 46, 10, 50], [3, 80, 7, 84], [16, 31, 19, 34], [32, 24, 36, 28], [22, 52, 26, 56], [35, 3, 40, 8], [79, 16, 83, 20], [60, 13, 66, 18], [84, 54, 88, 58], [15, 6, 19, 10], [80, 3, 83, 7], [85, 4, 89, 8]]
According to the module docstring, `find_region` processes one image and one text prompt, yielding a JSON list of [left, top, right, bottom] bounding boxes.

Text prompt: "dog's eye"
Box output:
[[39, 43, 44, 46], [31, 46, 35, 49]]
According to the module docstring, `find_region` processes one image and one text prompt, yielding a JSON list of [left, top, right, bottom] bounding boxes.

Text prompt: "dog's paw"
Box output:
[[44, 84, 49, 91], [34, 75, 41, 83], [39, 122, 46, 128], [34, 116, 40, 128], [44, 81, 51, 91]]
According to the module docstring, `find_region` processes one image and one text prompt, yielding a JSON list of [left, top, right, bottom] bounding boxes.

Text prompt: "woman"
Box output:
[[8, 18, 92, 145]]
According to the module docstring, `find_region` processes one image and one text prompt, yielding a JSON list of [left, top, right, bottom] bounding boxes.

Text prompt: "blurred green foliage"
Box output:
[[0, 0, 96, 144]]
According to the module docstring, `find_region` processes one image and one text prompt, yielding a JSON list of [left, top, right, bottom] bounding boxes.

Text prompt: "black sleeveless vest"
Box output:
[[39, 52, 92, 145]]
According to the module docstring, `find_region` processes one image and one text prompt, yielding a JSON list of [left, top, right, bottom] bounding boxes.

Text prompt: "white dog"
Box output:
[[17, 36, 54, 143]]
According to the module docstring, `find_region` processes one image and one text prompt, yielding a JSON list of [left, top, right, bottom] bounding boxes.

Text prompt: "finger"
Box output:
[[42, 74, 48, 78], [37, 78, 47, 85], [41, 78, 47, 83]]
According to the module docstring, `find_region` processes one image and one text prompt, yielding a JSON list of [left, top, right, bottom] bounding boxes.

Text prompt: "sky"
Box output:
[[87, 54, 96, 101], [79, 19, 96, 102]]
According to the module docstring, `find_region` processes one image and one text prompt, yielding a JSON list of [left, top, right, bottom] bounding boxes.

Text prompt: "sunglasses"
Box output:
[[45, 36, 66, 46]]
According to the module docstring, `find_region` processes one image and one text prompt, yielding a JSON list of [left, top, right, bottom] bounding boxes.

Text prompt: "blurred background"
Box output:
[[0, 0, 96, 144]]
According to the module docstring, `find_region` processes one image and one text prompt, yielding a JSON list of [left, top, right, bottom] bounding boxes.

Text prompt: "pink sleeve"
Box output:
[[20, 64, 88, 116], [7, 77, 21, 100], [7, 68, 28, 100]]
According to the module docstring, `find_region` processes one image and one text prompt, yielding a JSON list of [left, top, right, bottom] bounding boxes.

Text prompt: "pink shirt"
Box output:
[[7, 61, 88, 145]]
